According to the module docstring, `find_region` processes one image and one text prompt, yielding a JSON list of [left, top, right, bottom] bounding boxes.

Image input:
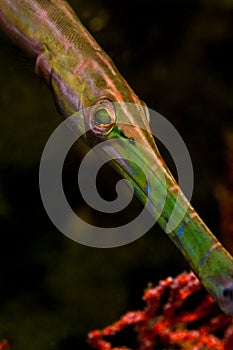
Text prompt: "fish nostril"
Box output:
[[223, 288, 233, 299]]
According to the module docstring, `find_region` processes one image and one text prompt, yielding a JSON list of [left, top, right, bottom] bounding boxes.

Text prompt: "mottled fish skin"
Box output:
[[1, 0, 233, 316]]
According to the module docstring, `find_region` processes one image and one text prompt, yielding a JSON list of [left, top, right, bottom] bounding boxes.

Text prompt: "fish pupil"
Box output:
[[94, 109, 112, 126]]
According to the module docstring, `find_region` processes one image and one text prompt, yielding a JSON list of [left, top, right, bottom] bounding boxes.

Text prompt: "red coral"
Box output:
[[88, 272, 233, 350]]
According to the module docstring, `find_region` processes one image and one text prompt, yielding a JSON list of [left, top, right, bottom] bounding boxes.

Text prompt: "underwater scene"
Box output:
[[0, 0, 232, 349]]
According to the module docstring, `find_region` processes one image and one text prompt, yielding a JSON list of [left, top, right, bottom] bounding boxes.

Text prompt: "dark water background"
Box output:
[[0, 0, 232, 349]]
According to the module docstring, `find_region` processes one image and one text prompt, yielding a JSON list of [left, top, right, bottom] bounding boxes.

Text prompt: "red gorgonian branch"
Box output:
[[88, 271, 233, 350]]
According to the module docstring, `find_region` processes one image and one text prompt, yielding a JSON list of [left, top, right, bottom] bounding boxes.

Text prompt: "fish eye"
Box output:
[[89, 98, 116, 136]]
